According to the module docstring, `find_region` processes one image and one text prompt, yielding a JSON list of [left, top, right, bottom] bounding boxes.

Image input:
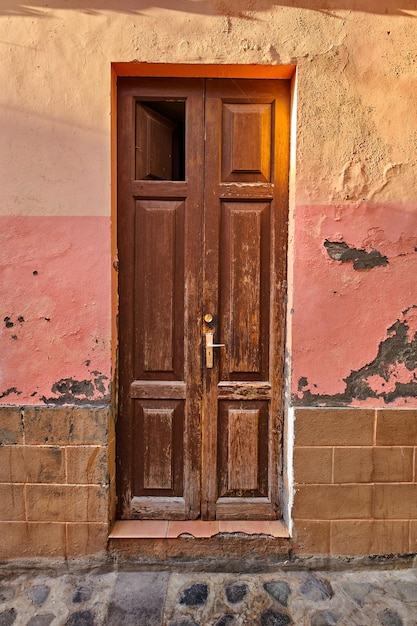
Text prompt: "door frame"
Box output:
[[111, 62, 296, 524]]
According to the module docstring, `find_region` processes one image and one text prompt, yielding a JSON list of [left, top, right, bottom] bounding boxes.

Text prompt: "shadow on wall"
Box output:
[[0, 0, 416, 17]]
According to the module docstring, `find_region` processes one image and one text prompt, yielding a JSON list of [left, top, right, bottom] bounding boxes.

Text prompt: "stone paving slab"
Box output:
[[0, 565, 417, 625], [106, 572, 169, 626]]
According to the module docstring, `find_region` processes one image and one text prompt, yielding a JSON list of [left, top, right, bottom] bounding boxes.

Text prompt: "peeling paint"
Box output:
[[292, 203, 417, 406], [40, 375, 110, 406], [0, 388, 22, 399], [295, 306, 417, 406], [324, 240, 389, 270]]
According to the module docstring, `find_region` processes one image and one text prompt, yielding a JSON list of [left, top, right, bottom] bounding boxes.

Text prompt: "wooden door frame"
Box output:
[[111, 63, 296, 523]]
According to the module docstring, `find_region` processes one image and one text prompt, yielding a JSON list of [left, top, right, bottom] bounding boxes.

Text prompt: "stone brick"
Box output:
[[293, 484, 373, 520], [66, 446, 108, 484], [108, 436, 116, 483], [374, 484, 417, 519], [376, 410, 417, 446], [292, 520, 331, 555], [408, 521, 417, 552], [331, 520, 409, 556], [295, 409, 375, 446], [27, 446, 65, 483], [24, 406, 108, 446], [293, 447, 332, 484], [333, 447, 373, 483], [0, 484, 25, 521], [373, 447, 414, 483], [108, 436, 117, 520], [0, 446, 25, 482], [0, 407, 23, 444], [0, 446, 65, 483], [0, 522, 66, 559], [24, 406, 72, 445], [66, 522, 108, 557], [26, 484, 108, 522], [333, 446, 414, 484]]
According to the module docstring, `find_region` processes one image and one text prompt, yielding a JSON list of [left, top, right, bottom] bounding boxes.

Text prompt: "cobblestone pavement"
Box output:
[[1, 564, 417, 625]]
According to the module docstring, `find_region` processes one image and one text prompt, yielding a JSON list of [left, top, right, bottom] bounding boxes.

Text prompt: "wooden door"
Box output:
[[117, 77, 290, 521]]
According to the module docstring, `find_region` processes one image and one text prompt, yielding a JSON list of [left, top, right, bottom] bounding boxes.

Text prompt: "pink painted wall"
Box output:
[[1, 2, 417, 410], [0, 216, 111, 405], [291, 203, 417, 406]]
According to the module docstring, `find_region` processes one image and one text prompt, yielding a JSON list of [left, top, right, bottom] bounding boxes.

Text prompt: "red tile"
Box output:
[[268, 521, 290, 538], [218, 521, 271, 534], [167, 521, 219, 538], [109, 520, 167, 538]]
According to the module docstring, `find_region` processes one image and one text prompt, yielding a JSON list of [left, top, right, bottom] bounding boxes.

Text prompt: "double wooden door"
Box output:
[[117, 77, 290, 520]]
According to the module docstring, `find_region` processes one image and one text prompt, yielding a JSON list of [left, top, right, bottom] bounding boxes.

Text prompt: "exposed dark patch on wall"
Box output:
[[297, 376, 308, 391], [0, 387, 22, 399], [324, 240, 389, 270], [91, 371, 107, 395], [4, 315, 26, 339], [40, 374, 110, 405], [294, 305, 417, 406]]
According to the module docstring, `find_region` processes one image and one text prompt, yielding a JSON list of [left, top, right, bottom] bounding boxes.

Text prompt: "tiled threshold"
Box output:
[[109, 519, 289, 539]]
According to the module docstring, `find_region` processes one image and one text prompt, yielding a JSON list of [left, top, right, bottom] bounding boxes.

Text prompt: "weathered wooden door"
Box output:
[[117, 77, 290, 521]]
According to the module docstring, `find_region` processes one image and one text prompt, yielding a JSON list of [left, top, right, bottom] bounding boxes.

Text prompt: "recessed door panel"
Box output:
[[220, 202, 270, 378], [217, 402, 269, 497], [133, 400, 184, 496], [135, 199, 185, 378], [222, 103, 272, 182]]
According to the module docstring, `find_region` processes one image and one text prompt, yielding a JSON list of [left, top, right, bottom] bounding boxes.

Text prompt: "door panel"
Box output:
[[220, 201, 270, 378], [202, 79, 290, 520], [133, 400, 184, 495], [117, 77, 290, 521], [117, 78, 204, 520], [217, 402, 269, 496], [135, 199, 184, 378], [221, 102, 272, 182]]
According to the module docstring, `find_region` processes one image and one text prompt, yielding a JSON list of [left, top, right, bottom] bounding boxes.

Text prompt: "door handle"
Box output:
[[205, 332, 225, 369]]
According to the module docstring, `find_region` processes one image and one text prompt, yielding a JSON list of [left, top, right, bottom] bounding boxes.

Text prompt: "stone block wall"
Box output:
[[3, 404, 417, 560], [0, 406, 111, 559], [292, 408, 417, 556]]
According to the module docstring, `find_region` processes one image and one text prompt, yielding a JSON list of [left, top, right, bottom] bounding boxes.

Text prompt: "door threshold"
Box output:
[[109, 519, 289, 539]]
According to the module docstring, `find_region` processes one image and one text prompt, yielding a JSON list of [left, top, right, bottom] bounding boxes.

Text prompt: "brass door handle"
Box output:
[[205, 332, 225, 368]]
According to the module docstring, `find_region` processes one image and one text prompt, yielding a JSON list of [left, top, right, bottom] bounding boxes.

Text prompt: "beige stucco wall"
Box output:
[[1, 3, 416, 217]]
